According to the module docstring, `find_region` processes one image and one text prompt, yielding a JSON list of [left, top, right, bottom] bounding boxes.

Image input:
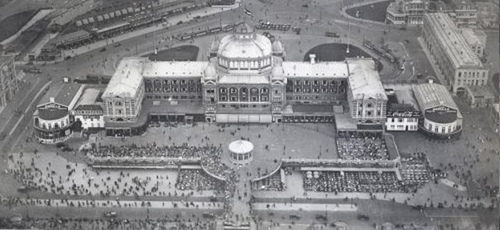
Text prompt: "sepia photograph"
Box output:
[[0, 0, 498, 229]]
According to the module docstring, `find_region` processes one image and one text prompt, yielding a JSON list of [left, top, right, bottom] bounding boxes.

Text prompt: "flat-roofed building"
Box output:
[[0, 55, 20, 109], [385, 90, 420, 131], [73, 88, 105, 130], [476, 2, 499, 29], [422, 13, 489, 94], [448, 0, 477, 28], [413, 82, 462, 138], [465, 85, 495, 108], [347, 59, 388, 130], [386, 0, 429, 25], [33, 82, 83, 144]]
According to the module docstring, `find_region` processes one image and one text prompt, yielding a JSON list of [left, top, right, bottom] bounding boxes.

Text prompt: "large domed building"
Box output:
[[101, 23, 387, 136]]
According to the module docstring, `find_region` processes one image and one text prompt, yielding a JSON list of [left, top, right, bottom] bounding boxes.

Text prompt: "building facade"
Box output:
[[465, 85, 494, 108], [0, 55, 20, 109], [33, 98, 74, 144], [459, 28, 486, 58], [413, 83, 463, 138], [448, 0, 477, 28], [476, 2, 499, 29], [422, 13, 488, 94], [385, 90, 420, 131], [386, 0, 429, 25], [101, 24, 387, 135]]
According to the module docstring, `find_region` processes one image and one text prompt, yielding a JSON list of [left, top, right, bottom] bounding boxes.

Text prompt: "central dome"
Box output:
[[218, 23, 272, 60]]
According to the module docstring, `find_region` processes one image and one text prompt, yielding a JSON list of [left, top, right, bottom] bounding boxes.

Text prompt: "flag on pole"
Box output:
[[244, 7, 252, 16]]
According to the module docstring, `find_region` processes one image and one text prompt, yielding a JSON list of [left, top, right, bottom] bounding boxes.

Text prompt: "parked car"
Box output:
[[104, 211, 117, 218]]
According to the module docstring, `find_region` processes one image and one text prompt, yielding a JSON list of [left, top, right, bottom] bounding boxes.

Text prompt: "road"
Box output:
[[0, 0, 497, 228]]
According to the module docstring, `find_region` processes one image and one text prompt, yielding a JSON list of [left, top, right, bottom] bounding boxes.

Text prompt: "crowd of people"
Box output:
[[176, 169, 224, 191], [88, 143, 221, 159], [8, 152, 184, 198], [0, 217, 216, 230], [303, 171, 418, 193], [251, 170, 284, 191], [200, 151, 232, 180], [400, 152, 430, 185], [337, 136, 390, 161]]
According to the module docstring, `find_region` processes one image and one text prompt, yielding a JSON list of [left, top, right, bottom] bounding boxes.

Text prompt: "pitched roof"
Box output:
[[412, 83, 457, 110]]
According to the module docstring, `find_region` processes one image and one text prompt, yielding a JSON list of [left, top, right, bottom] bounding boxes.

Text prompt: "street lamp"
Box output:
[[346, 19, 350, 54]]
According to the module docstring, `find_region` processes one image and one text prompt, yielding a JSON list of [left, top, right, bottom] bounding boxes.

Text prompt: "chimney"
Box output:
[[309, 54, 316, 64], [49, 97, 55, 103]]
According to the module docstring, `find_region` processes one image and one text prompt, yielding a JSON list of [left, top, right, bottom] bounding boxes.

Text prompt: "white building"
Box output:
[[73, 88, 105, 130], [102, 24, 387, 135], [422, 13, 489, 94], [386, 0, 429, 25], [413, 83, 463, 138], [385, 90, 420, 131], [33, 82, 82, 144]]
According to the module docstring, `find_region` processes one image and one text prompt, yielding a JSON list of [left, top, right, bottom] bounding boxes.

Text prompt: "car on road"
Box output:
[[289, 215, 301, 220], [202, 213, 215, 219], [357, 214, 370, 221], [104, 211, 117, 218], [315, 214, 327, 221], [17, 186, 28, 192]]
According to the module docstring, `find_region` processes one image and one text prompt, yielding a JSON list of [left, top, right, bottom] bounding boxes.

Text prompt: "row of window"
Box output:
[[145, 86, 202, 93], [290, 80, 346, 86], [356, 110, 383, 116], [457, 71, 486, 79], [289, 87, 344, 93], [145, 79, 200, 85], [218, 57, 272, 70], [387, 118, 418, 123], [220, 104, 269, 108], [286, 96, 339, 101], [145, 95, 203, 100], [427, 123, 458, 134], [219, 87, 269, 94], [388, 125, 418, 130], [219, 95, 268, 102]]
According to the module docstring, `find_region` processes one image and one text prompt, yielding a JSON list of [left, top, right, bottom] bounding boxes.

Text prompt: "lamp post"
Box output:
[[347, 19, 350, 54]]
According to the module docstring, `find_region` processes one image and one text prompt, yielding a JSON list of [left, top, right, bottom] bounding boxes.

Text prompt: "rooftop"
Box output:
[[142, 61, 208, 78], [347, 59, 387, 100], [282, 61, 349, 78], [76, 88, 102, 105], [229, 140, 254, 154], [103, 57, 145, 98], [466, 85, 495, 98], [412, 83, 458, 111], [39, 81, 82, 107], [394, 89, 418, 109], [52, 30, 91, 45], [424, 13, 482, 69], [218, 75, 269, 84], [0, 55, 14, 65]]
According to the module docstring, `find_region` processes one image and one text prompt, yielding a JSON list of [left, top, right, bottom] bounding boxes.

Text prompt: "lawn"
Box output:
[[144, 45, 199, 61], [0, 10, 36, 42], [304, 43, 384, 71], [346, 1, 391, 23]]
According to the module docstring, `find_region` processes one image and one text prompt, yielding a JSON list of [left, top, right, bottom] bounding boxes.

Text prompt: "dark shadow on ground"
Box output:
[[304, 43, 383, 71], [144, 45, 199, 61], [345, 1, 390, 23], [0, 10, 36, 41]]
